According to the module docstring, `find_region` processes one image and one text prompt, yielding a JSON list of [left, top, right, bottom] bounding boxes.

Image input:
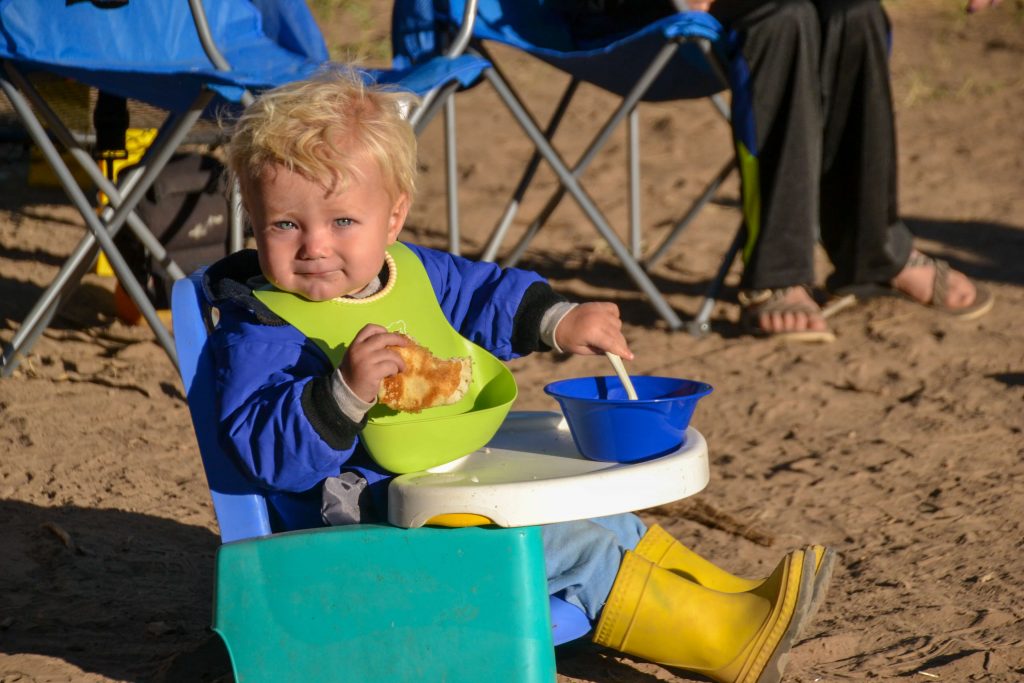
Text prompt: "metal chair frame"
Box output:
[[0, 0, 480, 376], [429, 3, 748, 335]]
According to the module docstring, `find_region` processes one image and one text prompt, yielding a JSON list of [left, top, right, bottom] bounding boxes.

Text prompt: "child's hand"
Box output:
[[339, 325, 409, 403], [554, 302, 633, 360]]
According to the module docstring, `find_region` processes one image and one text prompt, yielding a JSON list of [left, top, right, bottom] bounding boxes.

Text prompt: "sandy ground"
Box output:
[[2, 1, 1023, 681]]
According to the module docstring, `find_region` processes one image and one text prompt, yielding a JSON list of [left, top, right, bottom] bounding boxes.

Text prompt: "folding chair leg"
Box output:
[[480, 78, 580, 263], [3, 64, 187, 283], [487, 40, 681, 269], [0, 88, 174, 370], [628, 109, 641, 260], [100, 167, 186, 282], [406, 80, 463, 253], [1, 170, 171, 377], [410, 81, 459, 134], [709, 90, 731, 121], [686, 220, 744, 337], [229, 180, 245, 254], [473, 31, 738, 334], [0, 68, 213, 374], [191, 0, 252, 255], [0, 75, 178, 369], [444, 94, 460, 255], [483, 67, 684, 330]]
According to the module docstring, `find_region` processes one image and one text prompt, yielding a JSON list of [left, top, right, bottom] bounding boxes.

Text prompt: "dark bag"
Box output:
[[115, 152, 231, 308]]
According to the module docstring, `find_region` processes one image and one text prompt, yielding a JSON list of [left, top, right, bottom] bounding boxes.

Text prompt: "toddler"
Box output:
[[204, 70, 831, 683]]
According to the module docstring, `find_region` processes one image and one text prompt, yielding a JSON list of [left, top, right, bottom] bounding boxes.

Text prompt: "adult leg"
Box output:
[[818, 0, 992, 316], [716, 0, 833, 338], [817, 0, 910, 287]]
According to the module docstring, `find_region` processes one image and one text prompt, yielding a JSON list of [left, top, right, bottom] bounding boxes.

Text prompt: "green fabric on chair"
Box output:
[[214, 524, 556, 683]]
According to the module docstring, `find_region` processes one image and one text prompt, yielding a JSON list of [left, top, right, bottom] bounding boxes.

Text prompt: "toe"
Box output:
[[746, 286, 833, 337], [946, 270, 978, 309], [893, 252, 980, 312], [761, 311, 782, 334]]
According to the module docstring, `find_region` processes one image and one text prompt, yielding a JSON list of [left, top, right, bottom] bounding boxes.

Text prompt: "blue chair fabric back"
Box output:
[[391, 0, 728, 101], [0, 0, 323, 113], [248, 0, 331, 63], [0, 0, 488, 115], [173, 270, 277, 543]]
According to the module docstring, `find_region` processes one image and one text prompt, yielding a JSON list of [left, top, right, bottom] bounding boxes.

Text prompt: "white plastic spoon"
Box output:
[[605, 352, 639, 401]]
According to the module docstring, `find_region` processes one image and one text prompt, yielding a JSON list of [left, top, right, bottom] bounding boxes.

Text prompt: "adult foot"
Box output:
[[739, 286, 835, 342], [890, 250, 994, 320]]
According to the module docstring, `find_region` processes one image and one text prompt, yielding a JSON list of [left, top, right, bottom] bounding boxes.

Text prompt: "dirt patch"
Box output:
[[2, 1, 1023, 681]]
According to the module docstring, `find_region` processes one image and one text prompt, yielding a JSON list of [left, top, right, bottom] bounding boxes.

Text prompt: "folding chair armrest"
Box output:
[[186, 0, 254, 106], [445, 0, 479, 57], [187, 0, 231, 71]]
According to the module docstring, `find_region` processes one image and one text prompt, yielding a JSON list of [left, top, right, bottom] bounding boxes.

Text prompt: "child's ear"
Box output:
[[386, 192, 410, 243]]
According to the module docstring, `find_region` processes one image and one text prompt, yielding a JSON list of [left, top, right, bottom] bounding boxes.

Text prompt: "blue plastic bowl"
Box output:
[[544, 376, 713, 463]]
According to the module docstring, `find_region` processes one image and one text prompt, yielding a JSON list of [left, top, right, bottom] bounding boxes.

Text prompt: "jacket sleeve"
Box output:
[[407, 243, 566, 359], [210, 305, 372, 493]]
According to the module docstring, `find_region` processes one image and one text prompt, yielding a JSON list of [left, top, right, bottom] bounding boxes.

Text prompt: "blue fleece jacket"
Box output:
[[202, 242, 564, 527]]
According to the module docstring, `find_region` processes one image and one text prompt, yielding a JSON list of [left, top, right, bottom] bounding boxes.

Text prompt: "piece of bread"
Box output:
[[378, 335, 472, 413]]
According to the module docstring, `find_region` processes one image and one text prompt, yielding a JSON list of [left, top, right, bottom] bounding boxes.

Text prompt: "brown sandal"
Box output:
[[738, 286, 837, 343], [907, 252, 994, 320], [833, 252, 994, 321]]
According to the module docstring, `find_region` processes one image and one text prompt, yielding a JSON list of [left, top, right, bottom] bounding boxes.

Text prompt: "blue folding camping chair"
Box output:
[[0, 0, 489, 375], [391, 0, 748, 335]]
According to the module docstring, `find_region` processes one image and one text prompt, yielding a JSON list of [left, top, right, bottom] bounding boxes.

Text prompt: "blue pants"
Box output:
[[542, 512, 648, 621]]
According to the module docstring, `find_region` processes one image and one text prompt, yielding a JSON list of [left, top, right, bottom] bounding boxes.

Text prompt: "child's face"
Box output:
[[247, 153, 409, 301]]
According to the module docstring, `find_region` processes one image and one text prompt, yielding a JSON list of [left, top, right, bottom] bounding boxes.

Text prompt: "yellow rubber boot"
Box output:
[[635, 524, 832, 591], [635, 524, 764, 591], [593, 549, 816, 683], [633, 525, 835, 635]]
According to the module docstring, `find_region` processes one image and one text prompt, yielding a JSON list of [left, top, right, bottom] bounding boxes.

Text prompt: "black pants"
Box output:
[[713, 0, 913, 291]]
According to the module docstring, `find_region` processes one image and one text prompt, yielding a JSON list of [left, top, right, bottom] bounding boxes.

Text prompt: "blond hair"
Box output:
[[226, 69, 418, 200]]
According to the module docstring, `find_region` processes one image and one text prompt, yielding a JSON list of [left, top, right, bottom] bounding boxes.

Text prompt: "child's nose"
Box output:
[[299, 226, 332, 258]]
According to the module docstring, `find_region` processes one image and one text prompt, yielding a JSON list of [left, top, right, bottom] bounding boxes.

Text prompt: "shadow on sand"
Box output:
[[0, 499, 220, 681], [463, 214, 1024, 335]]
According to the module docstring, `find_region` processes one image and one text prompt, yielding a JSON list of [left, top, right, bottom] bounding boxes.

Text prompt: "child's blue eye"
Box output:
[[334, 218, 354, 228], [273, 221, 297, 230]]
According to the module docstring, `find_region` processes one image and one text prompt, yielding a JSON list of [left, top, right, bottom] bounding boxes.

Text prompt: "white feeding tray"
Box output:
[[388, 411, 709, 529]]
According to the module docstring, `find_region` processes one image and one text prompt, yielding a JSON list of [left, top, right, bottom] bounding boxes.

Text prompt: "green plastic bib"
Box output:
[[254, 242, 517, 473]]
